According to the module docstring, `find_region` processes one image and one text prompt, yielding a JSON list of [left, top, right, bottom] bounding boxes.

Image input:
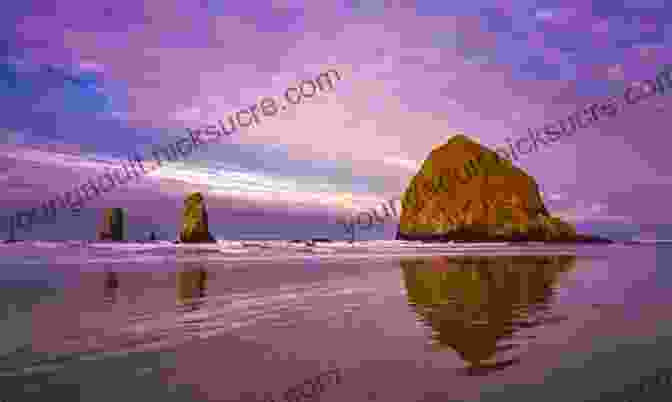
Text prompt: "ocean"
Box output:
[[1, 240, 671, 402]]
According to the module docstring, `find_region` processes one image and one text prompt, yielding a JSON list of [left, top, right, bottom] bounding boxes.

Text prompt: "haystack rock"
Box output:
[[98, 208, 125, 241], [179, 192, 216, 243], [396, 134, 611, 243]]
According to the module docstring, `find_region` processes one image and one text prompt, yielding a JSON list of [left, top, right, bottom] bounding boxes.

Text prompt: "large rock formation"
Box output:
[[98, 208, 125, 241], [179, 192, 216, 243], [396, 134, 610, 243]]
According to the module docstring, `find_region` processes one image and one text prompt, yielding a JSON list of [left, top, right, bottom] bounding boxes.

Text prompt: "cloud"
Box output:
[[607, 64, 625, 81], [589, 202, 607, 213], [623, 0, 667, 9], [544, 192, 568, 201], [5, 56, 41, 73], [0, 140, 389, 215], [534, 9, 555, 21], [78, 60, 105, 73], [172, 106, 204, 123], [0, 145, 119, 172], [553, 201, 634, 224], [534, 8, 578, 24], [382, 156, 419, 171], [4, 1, 671, 233], [591, 19, 610, 34]]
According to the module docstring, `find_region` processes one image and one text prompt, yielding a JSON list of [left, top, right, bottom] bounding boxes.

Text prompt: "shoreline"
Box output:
[[396, 231, 613, 244]]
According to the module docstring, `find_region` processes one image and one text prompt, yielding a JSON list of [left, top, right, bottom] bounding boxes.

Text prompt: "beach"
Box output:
[[1, 241, 671, 401]]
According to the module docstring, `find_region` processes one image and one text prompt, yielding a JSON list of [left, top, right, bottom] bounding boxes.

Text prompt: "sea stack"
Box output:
[[98, 208, 125, 241], [179, 192, 216, 243], [396, 134, 611, 243], [4, 216, 17, 243]]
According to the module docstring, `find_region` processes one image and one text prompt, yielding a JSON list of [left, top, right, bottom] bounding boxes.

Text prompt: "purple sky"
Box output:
[[1, 0, 671, 241]]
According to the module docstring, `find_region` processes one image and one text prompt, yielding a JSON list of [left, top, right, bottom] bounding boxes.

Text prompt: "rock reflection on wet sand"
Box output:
[[400, 255, 575, 375], [176, 264, 208, 312]]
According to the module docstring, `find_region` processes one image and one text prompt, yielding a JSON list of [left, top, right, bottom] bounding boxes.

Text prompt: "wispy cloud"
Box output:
[[554, 201, 634, 224], [607, 64, 625, 81], [0, 141, 389, 214], [534, 9, 555, 21], [78, 60, 105, 73], [543, 192, 568, 201], [382, 156, 419, 171]]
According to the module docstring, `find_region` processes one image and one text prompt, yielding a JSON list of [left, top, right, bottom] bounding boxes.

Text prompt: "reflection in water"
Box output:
[[176, 264, 208, 312], [400, 255, 576, 375], [103, 270, 119, 303]]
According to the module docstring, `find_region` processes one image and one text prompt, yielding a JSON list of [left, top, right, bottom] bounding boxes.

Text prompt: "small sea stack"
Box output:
[[98, 208, 125, 241], [179, 192, 216, 243], [4, 216, 18, 243]]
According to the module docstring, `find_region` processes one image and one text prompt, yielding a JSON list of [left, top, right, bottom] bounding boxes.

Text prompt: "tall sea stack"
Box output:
[[179, 192, 216, 243], [396, 134, 610, 243], [98, 208, 125, 241]]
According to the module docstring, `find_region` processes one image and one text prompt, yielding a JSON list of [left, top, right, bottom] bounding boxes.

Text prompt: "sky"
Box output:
[[1, 0, 671, 241]]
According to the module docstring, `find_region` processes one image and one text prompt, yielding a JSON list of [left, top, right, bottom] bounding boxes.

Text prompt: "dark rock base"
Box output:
[[178, 232, 216, 243], [395, 226, 612, 244]]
